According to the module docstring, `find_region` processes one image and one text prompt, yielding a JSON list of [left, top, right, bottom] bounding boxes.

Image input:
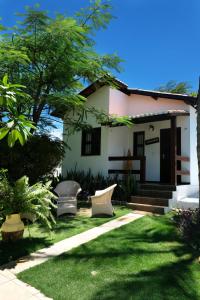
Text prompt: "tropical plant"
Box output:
[[120, 173, 137, 201], [60, 168, 136, 201], [0, 170, 57, 229], [0, 74, 35, 147], [0, 134, 65, 183]]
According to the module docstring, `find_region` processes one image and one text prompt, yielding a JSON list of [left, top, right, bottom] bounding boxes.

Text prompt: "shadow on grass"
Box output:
[[0, 237, 52, 268], [93, 259, 200, 300], [48, 215, 200, 300], [0, 206, 128, 267], [92, 216, 200, 299]]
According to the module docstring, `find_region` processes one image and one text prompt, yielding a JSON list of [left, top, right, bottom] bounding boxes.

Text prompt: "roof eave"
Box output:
[[128, 88, 196, 104]]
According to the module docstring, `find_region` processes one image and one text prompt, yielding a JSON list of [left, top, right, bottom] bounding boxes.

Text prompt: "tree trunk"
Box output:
[[196, 81, 200, 208], [31, 101, 45, 133]]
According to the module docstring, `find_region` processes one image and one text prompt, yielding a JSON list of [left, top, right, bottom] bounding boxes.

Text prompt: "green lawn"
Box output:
[[18, 214, 200, 300], [0, 206, 130, 266]]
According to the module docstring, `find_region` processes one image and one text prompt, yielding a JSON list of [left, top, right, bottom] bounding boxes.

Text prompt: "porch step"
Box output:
[[137, 189, 173, 199], [130, 196, 169, 207], [127, 203, 165, 214], [139, 183, 176, 191]]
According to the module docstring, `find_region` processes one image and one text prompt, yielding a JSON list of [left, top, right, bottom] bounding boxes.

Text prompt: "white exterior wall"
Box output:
[[177, 116, 190, 183], [62, 86, 110, 177], [189, 106, 198, 185], [62, 127, 109, 177]]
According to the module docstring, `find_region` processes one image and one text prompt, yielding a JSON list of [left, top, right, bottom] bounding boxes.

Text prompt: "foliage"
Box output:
[[175, 208, 200, 250], [0, 2, 123, 134], [57, 168, 137, 201], [156, 80, 193, 94], [0, 134, 65, 183], [0, 74, 35, 147], [120, 173, 137, 200], [0, 170, 56, 229]]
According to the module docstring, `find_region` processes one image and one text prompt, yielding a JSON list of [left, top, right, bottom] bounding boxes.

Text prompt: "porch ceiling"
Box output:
[[109, 110, 189, 126]]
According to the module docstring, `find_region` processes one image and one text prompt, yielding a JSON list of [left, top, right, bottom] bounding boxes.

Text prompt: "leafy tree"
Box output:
[[0, 134, 65, 183], [0, 1, 123, 134], [156, 80, 193, 94], [0, 74, 35, 147]]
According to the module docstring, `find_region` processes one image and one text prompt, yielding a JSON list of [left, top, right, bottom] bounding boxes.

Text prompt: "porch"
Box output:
[[107, 110, 192, 186]]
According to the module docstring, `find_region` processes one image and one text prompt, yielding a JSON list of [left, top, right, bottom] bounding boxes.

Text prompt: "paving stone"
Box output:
[[0, 273, 10, 286], [0, 270, 16, 280], [0, 281, 34, 300]]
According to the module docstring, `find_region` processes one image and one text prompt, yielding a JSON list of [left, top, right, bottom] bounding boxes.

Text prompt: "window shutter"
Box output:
[[81, 127, 101, 155], [92, 128, 101, 155], [134, 131, 145, 156], [81, 130, 86, 155]]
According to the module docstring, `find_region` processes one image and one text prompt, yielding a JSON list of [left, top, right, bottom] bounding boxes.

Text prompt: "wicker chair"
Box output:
[[54, 181, 81, 216], [91, 184, 117, 216]]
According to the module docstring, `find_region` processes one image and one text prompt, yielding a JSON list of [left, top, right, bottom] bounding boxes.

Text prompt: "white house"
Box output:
[[61, 79, 199, 213]]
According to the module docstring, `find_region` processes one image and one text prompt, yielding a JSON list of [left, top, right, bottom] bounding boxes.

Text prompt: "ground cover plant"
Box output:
[[0, 206, 129, 266], [18, 213, 200, 300]]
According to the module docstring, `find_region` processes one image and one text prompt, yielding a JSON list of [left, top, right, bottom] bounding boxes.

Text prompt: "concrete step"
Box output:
[[139, 183, 176, 191], [130, 196, 169, 207], [127, 203, 165, 214], [137, 189, 173, 199]]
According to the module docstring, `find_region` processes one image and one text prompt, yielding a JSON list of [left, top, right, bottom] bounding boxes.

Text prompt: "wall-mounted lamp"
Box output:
[[149, 124, 154, 132]]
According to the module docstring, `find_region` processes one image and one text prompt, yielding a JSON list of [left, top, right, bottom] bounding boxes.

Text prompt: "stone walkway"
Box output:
[[0, 212, 143, 300]]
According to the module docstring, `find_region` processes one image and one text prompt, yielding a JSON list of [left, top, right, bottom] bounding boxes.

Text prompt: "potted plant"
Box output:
[[0, 170, 57, 241]]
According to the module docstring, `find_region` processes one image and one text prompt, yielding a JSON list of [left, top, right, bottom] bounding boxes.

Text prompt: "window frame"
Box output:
[[133, 131, 145, 157], [81, 127, 101, 156]]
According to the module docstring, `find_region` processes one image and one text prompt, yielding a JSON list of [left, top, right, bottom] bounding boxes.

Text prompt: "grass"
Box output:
[[0, 206, 130, 266], [18, 213, 200, 300]]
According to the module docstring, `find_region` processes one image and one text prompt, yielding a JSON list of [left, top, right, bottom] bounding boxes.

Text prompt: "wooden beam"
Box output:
[[170, 116, 177, 185], [176, 170, 190, 176], [108, 170, 140, 174], [176, 155, 190, 162], [140, 157, 146, 182], [108, 156, 143, 161]]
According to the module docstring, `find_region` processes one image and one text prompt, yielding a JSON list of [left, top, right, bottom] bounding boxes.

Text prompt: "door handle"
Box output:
[[162, 153, 165, 160]]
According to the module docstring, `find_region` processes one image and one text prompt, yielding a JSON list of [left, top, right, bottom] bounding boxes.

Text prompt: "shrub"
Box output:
[[0, 134, 65, 184], [58, 168, 137, 202], [176, 208, 200, 250]]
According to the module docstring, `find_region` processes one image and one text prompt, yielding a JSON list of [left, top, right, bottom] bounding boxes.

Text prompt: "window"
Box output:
[[134, 131, 145, 156], [81, 127, 101, 156]]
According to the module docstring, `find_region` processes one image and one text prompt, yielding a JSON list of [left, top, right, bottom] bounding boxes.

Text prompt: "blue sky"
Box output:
[[0, 0, 199, 91]]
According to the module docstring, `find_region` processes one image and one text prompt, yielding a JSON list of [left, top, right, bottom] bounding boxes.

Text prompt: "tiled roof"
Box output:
[[129, 110, 189, 120]]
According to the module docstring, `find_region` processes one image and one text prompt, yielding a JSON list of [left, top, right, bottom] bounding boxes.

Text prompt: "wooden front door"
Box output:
[[160, 128, 181, 183]]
